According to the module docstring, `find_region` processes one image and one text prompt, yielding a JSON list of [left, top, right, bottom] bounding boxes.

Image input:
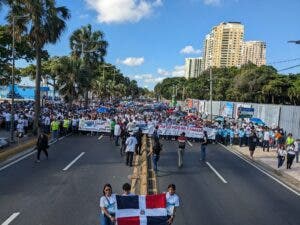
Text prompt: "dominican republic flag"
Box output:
[[115, 193, 168, 225]]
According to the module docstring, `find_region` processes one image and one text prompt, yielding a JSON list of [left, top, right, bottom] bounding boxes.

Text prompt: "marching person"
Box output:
[[125, 131, 137, 167], [135, 128, 143, 155], [248, 130, 258, 160], [100, 183, 116, 225], [36, 131, 49, 162], [148, 135, 162, 173], [177, 132, 187, 168], [200, 130, 208, 162], [277, 145, 286, 168], [114, 122, 121, 146], [166, 184, 180, 225]]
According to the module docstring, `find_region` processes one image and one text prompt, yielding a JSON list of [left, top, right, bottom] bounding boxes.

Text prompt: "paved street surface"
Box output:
[[157, 141, 300, 225], [0, 135, 131, 225], [1, 135, 300, 225]]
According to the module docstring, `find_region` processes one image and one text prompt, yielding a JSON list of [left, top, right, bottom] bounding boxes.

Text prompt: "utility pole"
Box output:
[[209, 67, 213, 122], [10, 16, 16, 143]]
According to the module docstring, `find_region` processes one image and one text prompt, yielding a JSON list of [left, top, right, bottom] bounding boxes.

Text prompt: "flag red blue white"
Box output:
[[115, 193, 168, 225]]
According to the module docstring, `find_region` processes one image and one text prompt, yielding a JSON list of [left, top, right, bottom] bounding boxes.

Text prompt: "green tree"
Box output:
[[0, 25, 37, 85], [70, 24, 108, 106], [6, 0, 70, 133]]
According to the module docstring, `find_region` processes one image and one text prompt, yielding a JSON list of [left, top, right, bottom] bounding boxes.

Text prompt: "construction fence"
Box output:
[[181, 99, 300, 139]]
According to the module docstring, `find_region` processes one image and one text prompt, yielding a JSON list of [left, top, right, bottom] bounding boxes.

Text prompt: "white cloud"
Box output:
[[180, 45, 201, 54], [133, 74, 153, 80], [156, 65, 185, 78], [79, 14, 89, 19], [131, 73, 164, 84], [157, 68, 171, 76], [119, 57, 145, 66], [171, 65, 185, 77], [203, 0, 221, 6], [85, 0, 163, 24]]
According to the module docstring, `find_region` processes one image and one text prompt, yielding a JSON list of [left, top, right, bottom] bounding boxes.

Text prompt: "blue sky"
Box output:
[[2, 0, 300, 89]]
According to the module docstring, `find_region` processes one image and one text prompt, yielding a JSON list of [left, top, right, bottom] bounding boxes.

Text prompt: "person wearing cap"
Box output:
[[125, 131, 137, 167]]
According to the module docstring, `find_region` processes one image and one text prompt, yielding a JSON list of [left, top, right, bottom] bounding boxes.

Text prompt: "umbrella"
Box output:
[[250, 117, 265, 126], [97, 107, 109, 113]]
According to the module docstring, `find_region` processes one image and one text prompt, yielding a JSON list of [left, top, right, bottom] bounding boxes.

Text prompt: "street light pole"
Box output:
[[209, 67, 213, 122]]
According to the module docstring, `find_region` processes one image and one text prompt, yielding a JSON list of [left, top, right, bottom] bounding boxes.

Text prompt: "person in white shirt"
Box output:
[[100, 183, 116, 225], [114, 122, 121, 146], [16, 121, 24, 138], [263, 127, 270, 152], [166, 184, 180, 225], [125, 132, 137, 167], [5, 112, 11, 131]]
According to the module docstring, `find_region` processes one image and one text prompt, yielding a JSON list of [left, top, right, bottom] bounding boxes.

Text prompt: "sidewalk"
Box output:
[[227, 144, 300, 192]]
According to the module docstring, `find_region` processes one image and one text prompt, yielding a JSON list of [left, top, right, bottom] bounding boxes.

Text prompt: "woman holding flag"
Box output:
[[100, 183, 116, 225]]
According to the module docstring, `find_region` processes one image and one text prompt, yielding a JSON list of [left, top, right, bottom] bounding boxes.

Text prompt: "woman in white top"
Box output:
[[100, 184, 116, 225], [166, 184, 180, 225]]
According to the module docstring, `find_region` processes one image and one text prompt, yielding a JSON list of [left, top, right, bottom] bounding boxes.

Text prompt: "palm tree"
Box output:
[[6, 0, 70, 134], [70, 24, 108, 107], [56, 56, 84, 106]]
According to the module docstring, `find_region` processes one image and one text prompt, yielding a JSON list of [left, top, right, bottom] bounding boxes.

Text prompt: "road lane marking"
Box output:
[[2, 212, 20, 225], [187, 140, 193, 147], [220, 143, 300, 196], [206, 161, 228, 184], [62, 152, 85, 171], [0, 135, 69, 172], [0, 151, 36, 172], [98, 135, 104, 140]]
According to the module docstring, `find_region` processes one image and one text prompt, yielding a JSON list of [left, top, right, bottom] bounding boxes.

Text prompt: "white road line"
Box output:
[[187, 140, 193, 147], [2, 212, 20, 225], [0, 151, 36, 172], [0, 135, 67, 172], [98, 135, 104, 140], [220, 143, 300, 196], [62, 152, 85, 171], [206, 161, 228, 184]]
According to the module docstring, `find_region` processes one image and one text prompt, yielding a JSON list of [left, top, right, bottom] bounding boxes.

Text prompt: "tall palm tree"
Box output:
[[56, 56, 84, 105], [70, 24, 108, 107], [6, 0, 70, 134]]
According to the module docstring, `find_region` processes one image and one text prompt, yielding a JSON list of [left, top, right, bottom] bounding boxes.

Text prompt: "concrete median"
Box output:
[[0, 138, 37, 163]]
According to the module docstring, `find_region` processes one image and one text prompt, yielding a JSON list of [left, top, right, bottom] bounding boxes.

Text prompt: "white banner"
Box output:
[[78, 119, 216, 139]]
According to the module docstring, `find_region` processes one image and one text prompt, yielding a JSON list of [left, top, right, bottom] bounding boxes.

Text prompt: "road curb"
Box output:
[[221, 143, 300, 193], [0, 138, 36, 163]]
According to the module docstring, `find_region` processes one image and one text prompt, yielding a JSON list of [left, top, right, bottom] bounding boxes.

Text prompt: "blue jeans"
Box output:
[[201, 144, 206, 161], [115, 135, 120, 146], [152, 154, 160, 172]]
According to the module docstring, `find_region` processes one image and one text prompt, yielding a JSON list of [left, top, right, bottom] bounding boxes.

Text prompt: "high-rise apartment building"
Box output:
[[242, 41, 266, 66], [203, 22, 244, 69], [184, 57, 204, 79]]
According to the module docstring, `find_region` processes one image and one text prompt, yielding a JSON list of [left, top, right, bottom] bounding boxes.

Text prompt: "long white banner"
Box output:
[[78, 120, 216, 139]]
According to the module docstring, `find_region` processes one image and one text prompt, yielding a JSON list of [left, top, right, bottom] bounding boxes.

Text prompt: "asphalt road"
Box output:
[[0, 135, 132, 225], [1, 135, 300, 225], [156, 140, 300, 225]]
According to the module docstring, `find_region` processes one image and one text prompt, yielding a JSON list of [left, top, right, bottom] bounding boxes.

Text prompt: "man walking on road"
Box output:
[[200, 130, 208, 162], [114, 122, 121, 146], [36, 132, 49, 162], [125, 131, 137, 167]]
